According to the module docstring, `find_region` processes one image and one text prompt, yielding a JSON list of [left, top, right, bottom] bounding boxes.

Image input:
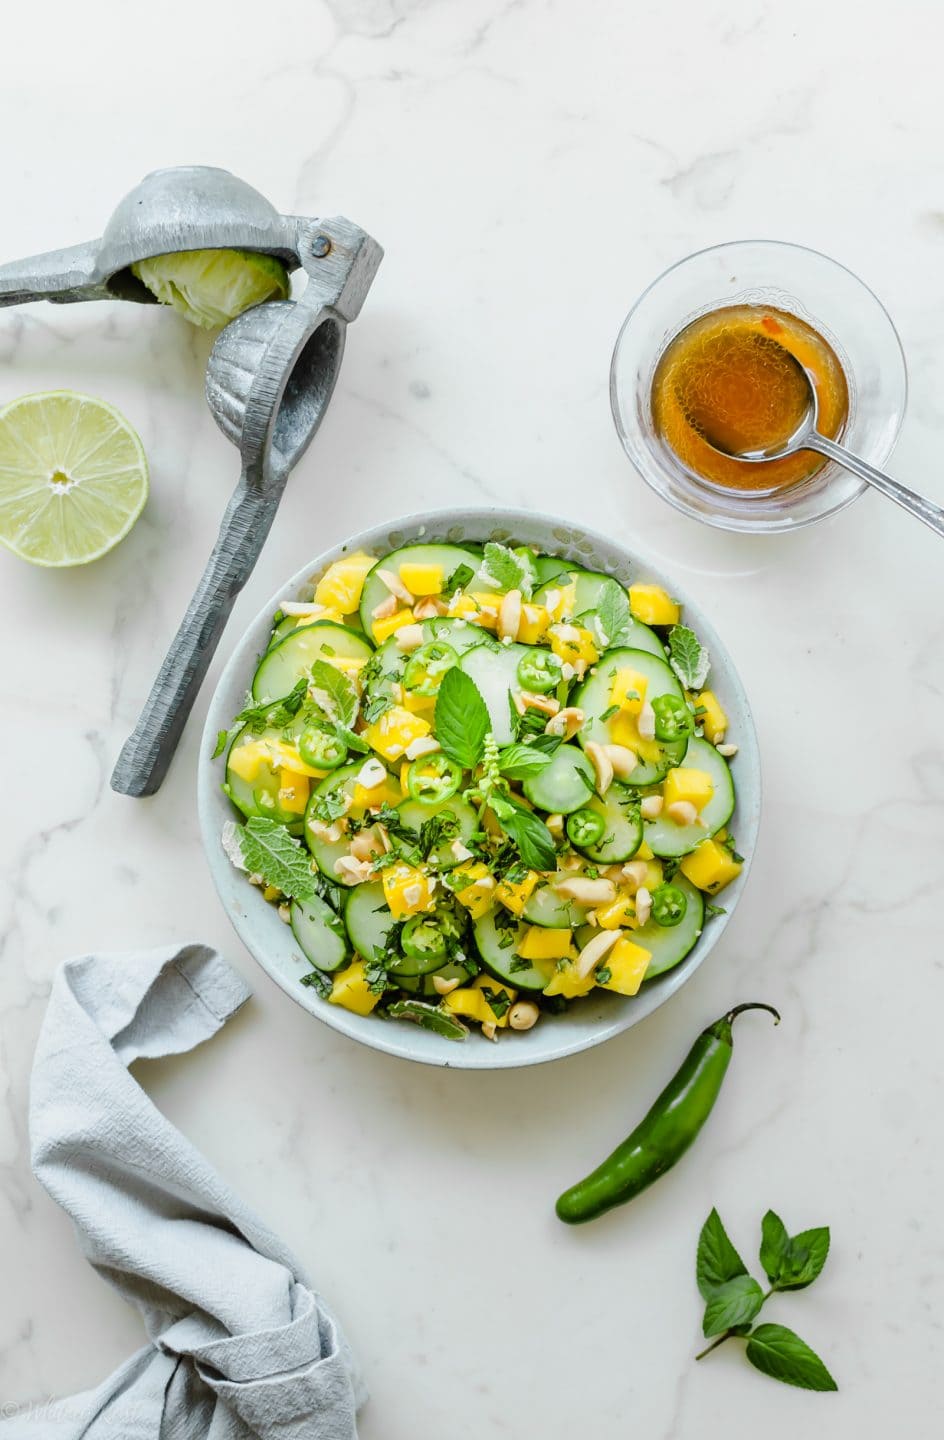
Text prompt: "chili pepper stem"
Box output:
[[723, 1002, 781, 1028]]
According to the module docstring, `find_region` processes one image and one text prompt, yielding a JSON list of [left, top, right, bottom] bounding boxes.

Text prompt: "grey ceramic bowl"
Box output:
[[198, 508, 761, 1069]]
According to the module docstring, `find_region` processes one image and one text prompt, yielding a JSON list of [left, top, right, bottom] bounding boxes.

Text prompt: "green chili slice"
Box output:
[[651, 694, 695, 743], [406, 752, 463, 805], [403, 642, 459, 696], [400, 915, 449, 963], [298, 724, 348, 771], [650, 883, 687, 928], [566, 807, 606, 849], [516, 649, 564, 694]]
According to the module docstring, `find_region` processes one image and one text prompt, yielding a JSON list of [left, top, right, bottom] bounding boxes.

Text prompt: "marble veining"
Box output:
[[1, 1, 943, 1435]]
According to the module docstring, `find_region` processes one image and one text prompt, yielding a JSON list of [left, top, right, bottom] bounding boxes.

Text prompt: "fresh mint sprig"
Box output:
[[434, 667, 490, 769], [694, 1208, 836, 1391], [233, 817, 317, 901], [479, 541, 533, 597], [594, 579, 632, 650], [668, 624, 710, 691]]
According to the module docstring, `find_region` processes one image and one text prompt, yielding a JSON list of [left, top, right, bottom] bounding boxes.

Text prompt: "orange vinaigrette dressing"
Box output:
[[650, 304, 850, 492]]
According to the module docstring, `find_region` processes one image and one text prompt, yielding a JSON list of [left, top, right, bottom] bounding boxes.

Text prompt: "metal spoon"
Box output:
[[698, 348, 944, 539]]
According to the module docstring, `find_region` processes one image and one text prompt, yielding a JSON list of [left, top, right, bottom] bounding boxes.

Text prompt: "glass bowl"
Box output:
[[610, 240, 908, 533]]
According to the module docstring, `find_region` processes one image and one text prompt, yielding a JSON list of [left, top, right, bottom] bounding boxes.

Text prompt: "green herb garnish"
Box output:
[[667, 624, 710, 690], [434, 667, 490, 769], [237, 817, 316, 901]]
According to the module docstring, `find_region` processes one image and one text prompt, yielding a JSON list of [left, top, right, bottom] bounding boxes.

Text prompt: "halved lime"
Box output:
[[0, 391, 149, 567], [132, 249, 290, 329]]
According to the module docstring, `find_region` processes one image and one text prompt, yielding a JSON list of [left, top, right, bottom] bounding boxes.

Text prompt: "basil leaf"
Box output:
[[779, 1227, 831, 1291], [594, 579, 631, 650], [745, 1324, 838, 1392], [702, 1275, 765, 1338], [308, 659, 359, 728], [497, 743, 555, 780], [434, 667, 489, 769], [493, 798, 557, 872], [696, 1208, 749, 1299], [238, 818, 316, 901], [760, 1210, 791, 1284], [300, 966, 333, 999], [386, 999, 469, 1041], [667, 624, 710, 691], [480, 541, 532, 597]]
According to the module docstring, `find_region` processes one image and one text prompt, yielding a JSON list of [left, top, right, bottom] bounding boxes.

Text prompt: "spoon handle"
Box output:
[[110, 479, 280, 797], [811, 434, 944, 540]]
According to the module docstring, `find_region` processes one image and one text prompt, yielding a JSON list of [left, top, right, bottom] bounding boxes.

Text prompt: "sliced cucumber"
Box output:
[[304, 762, 375, 883], [398, 960, 474, 997], [574, 783, 643, 864], [268, 610, 365, 650], [472, 907, 553, 992], [534, 554, 572, 585], [367, 617, 485, 705], [522, 744, 594, 814], [344, 881, 397, 960], [291, 894, 350, 972], [575, 646, 689, 785], [521, 876, 584, 928], [459, 642, 534, 745], [252, 622, 373, 702], [359, 543, 481, 633], [396, 795, 478, 869], [574, 876, 705, 980], [644, 738, 736, 857], [224, 721, 306, 830], [535, 570, 664, 657]]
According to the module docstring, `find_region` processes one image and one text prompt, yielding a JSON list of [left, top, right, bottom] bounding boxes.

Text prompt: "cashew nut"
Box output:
[[574, 927, 622, 980], [585, 741, 614, 796], [508, 1001, 540, 1031]]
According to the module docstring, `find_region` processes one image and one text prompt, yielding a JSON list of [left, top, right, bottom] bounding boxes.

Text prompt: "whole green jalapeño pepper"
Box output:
[[555, 1003, 780, 1225]]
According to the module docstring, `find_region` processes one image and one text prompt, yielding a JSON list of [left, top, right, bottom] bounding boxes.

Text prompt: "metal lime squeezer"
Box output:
[[0, 165, 383, 796]]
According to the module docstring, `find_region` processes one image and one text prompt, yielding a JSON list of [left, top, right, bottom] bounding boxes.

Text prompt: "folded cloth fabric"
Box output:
[[0, 943, 365, 1439]]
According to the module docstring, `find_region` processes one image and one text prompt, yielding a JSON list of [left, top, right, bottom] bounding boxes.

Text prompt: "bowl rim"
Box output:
[[198, 506, 762, 1070], [610, 237, 908, 533]]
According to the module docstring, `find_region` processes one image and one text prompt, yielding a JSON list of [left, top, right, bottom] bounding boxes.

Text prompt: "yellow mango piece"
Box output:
[[372, 607, 416, 645], [592, 896, 638, 930], [598, 937, 652, 996], [609, 710, 661, 763], [328, 959, 382, 1016], [549, 624, 598, 670], [628, 584, 680, 627], [229, 739, 323, 783], [352, 775, 402, 812], [449, 591, 502, 631], [543, 579, 577, 623], [314, 552, 376, 613], [680, 838, 743, 893], [697, 690, 728, 744], [323, 655, 368, 678], [443, 986, 491, 1024], [543, 960, 595, 999], [382, 863, 434, 919], [517, 926, 575, 962], [473, 974, 517, 1027], [644, 859, 664, 890], [363, 705, 431, 762], [402, 690, 436, 716], [495, 870, 539, 916], [449, 862, 496, 921], [610, 667, 649, 717], [227, 741, 268, 783], [663, 767, 714, 812], [517, 603, 550, 645], [636, 839, 654, 861], [399, 562, 444, 596], [277, 768, 309, 815]]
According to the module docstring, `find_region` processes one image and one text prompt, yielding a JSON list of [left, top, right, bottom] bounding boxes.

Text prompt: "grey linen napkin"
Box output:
[[0, 943, 365, 1438]]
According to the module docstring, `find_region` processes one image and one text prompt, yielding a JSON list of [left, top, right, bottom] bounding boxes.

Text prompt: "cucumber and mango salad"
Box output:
[[217, 539, 745, 1043]]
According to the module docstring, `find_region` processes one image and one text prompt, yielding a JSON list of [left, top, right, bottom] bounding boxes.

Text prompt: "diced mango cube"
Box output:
[[372, 607, 416, 645], [644, 858, 663, 889], [473, 974, 517, 1027], [449, 862, 496, 920], [352, 775, 403, 811], [592, 896, 638, 930], [548, 625, 598, 669], [517, 603, 551, 644], [363, 705, 431, 762], [697, 690, 728, 744], [517, 926, 575, 962], [543, 960, 595, 999], [443, 986, 491, 1024], [401, 690, 436, 716], [543, 579, 577, 623], [314, 553, 376, 613], [382, 863, 435, 918], [328, 959, 382, 1016], [277, 769, 309, 814], [680, 839, 742, 893], [636, 839, 655, 861], [228, 740, 268, 783], [609, 710, 661, 763], [610, 667, 649, 717], [598, 937, 652, 996], [663, 767, 714, 812], [399, 562, 444, 596], [628, 584, 680, 627], [495, 870, 539, 916]]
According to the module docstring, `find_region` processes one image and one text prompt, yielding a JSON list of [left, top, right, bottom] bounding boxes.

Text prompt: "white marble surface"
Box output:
[[1, 1, 943, 1434]]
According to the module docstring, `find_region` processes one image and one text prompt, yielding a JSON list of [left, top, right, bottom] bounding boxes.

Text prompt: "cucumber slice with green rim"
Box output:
[[367, 617, 485, 704], [304, 762, 387, 883], [574, 876, 705, 980], [522, 744, 594, 814], [458, 642, 534, 745], [344, 881, 397, 960], [521, 877, 584, 929], [534, 554, 572, 585], [252, 622, 372, 702], [395, 795, 478, 868], [224, 721, 307, 830], [398, 960, 474, 996], [291, 894, 350, 972], [575, 646, 689, 785], [268, 609, 365, 650], [472, 907, 553, 992], [643, 738, 736, 857], [535, 570, 664, 657], [359, 543, 482, 633], [572, 783, 643, 864]]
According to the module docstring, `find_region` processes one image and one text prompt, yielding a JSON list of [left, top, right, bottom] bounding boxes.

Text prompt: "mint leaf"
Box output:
[[668, 624, 710, 691], [702, 1275, 765, 1338], [745, 1324, 838, 1392], [434, 667, 489, 769], [780, 1227, 831, 1291], [497, 743, 556, 780], [480, 541, 532, 597], [443, 562, 475, 597], [238, 818, 317, 901], [760, 1210, 791, 1284], [697, 1208, 749, 1299], [491, 796, 556, 872], [594, 579, 632, 650], [308, 659, 359, 728]]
